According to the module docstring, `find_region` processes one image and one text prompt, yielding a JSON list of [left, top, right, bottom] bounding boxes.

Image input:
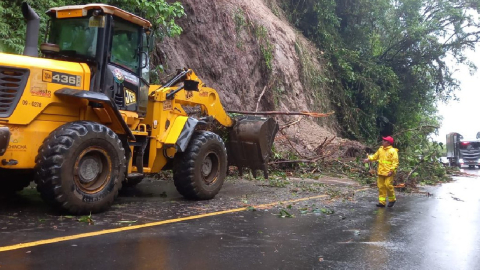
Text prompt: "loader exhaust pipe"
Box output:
[[22, 2, 40, 57]]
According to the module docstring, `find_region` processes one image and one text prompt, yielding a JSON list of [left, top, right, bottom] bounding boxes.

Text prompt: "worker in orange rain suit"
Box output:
[[363, 136, 399, 208]]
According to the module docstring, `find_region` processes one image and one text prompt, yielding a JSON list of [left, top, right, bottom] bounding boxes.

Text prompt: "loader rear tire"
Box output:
[[35, 121, 126, 214], [173, 131, 227, 200], [0, 169, 33, 196]]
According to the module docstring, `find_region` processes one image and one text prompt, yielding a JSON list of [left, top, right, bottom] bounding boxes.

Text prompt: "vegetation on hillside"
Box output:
[[0, 0, 185, 54], [280, 0, 479, 142], [276, 0, 480, 184]]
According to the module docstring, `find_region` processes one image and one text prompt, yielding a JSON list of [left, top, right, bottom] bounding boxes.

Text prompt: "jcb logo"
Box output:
[[125, 89, 136, 105], [43, 70, 53, 82]]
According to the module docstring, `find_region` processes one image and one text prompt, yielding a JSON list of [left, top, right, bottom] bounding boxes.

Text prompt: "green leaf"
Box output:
[[320, 208, 334, 214], [278, 209, 294, 218], [77, 213, 94, 225]]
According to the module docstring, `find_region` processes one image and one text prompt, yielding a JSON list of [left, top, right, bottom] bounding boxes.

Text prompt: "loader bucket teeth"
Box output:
[[227, 116, 279, 179]]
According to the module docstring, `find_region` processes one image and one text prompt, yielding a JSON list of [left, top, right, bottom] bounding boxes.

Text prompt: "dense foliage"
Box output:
[[278, 0, 479, 183], [280, 0, 480, 143], [0, 0, 185, 54]]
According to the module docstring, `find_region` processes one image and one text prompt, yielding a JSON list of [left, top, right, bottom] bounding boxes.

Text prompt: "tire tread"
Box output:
[[173, 131, 227, 200], [35, 121, 126, 214]]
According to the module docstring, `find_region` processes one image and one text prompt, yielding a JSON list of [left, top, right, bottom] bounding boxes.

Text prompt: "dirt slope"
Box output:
[[155, 0, 361, 157]]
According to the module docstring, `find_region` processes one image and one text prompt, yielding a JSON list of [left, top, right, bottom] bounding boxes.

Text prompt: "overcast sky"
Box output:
[[433, 48, 480, 143]]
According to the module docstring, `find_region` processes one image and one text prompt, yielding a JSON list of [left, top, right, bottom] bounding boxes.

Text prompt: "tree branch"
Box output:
[[228, 111, 335, 118]]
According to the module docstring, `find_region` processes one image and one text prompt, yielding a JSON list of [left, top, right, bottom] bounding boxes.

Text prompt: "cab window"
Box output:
[[111, 20, 140, 72], [49, 17, 98, 58]]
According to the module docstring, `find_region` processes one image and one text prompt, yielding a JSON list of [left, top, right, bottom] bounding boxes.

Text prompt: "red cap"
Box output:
[[382, 136, 394, 144]]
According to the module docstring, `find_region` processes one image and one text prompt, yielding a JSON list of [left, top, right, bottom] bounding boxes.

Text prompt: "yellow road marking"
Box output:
[[0, 188, 371, 252]]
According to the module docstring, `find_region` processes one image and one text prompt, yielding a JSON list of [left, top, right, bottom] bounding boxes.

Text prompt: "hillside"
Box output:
[[154, 0, 357, 157]]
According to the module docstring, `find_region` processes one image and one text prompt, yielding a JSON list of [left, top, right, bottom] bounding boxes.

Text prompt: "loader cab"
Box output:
[[43, 5, 153, 116]]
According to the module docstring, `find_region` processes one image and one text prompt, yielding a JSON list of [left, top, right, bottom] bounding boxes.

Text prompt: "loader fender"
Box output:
[[165, 117, 202, 152], [55, 88, 135, 140]]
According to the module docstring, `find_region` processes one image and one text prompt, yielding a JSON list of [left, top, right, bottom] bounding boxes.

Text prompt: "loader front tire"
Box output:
[[173, 131, 227, 200], [35, 121, 126, 214]]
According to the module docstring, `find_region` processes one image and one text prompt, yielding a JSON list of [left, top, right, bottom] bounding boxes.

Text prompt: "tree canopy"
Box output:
[[0, 0, 185, 54], [280, 0, 480, 144]]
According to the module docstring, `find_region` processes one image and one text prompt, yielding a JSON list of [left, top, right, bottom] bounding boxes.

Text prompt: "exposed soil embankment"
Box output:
[[155, 0, 364, 157]]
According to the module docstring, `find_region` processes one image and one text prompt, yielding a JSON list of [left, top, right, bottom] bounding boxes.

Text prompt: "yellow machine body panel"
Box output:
[[147, 70, 233, 129], [1, 120, 67, 169], [0, 53, 90, 124], [164, 116, 188, 145], [0, 53, 91, 169]]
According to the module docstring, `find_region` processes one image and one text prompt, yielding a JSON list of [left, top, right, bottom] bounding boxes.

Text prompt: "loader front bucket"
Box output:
[[227, 116, 279, 178]]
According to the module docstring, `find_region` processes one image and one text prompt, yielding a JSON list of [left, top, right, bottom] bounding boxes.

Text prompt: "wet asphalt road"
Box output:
[[0, 171, 479, 269]]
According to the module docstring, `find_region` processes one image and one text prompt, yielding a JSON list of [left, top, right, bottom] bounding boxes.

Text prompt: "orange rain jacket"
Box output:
[[368, 146, 399, 176]]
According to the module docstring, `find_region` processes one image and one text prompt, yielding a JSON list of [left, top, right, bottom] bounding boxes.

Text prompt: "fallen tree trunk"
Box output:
[[228, 111, 335, 118]]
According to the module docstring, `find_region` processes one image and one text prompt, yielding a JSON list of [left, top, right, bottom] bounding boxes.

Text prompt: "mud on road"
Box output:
[[0, 174, 370, 245]]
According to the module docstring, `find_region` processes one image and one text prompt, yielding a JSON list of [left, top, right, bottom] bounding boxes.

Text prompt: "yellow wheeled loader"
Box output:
[[0, 3, 278, 214]]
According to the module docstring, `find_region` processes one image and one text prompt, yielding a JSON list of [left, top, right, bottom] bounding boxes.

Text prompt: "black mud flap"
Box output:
[[227, 116, 279, 178]]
